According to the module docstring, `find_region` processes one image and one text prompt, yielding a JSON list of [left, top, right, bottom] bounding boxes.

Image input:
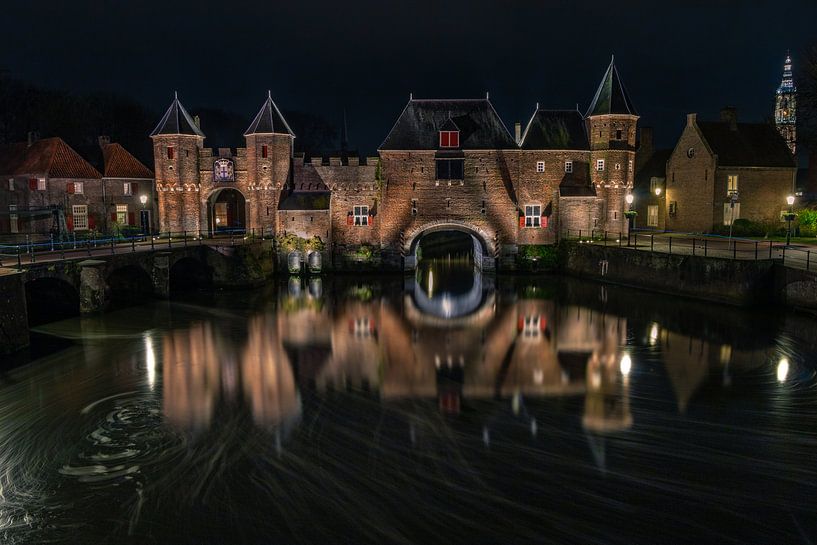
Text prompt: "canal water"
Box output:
[[1, 262, 816, 544]]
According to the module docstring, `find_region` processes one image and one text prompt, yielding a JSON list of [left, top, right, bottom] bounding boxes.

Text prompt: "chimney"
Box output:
[[720, 107, 738, 130], [639, 127, 654, 157], [194, 115, 201, 129], [98, 135, 111, 148], [514, 122, 522, 145], [686, 113, 697, 128]]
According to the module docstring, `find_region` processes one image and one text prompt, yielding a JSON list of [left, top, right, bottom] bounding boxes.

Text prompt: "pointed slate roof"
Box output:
[[101, 143, 154, 178], [150, 93, 204, 137], [0, 137, 101, 178], [521, 108, 589, 150], [244, 91, 295, 136], [379, 98, 516, 150], [586, 57, 637, 117]]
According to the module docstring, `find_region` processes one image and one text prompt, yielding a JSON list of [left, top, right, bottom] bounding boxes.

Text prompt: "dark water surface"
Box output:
[[2, 263, 817, 544]]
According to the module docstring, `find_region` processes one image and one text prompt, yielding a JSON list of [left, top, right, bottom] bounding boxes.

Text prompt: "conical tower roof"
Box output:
[[150, 92, 205, 137], [586, 57, 637, 117], [245, 91, 295, 137]]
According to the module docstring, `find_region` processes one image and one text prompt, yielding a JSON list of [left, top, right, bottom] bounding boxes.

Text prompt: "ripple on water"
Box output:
[[59, 392, 186, 485]]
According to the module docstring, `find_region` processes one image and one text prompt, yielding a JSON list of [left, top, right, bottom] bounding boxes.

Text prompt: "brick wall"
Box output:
[[277, 209, 330, 240], [713, 167, 795, 226], [665, 116, 717, 233]]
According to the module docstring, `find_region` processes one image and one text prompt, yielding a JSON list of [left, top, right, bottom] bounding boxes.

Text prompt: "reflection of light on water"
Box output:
[[620, 354, 632, 376], [777, 358, 789, 383], [144, 336, 156, 389], [428, 268, 434, 298], [649, 323, 659, 345]]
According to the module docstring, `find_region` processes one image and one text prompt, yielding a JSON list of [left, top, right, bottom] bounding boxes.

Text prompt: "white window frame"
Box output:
[[37, 178, 46, 191], [74, 181, 84, 195], [723, 202, 740, 226], [727, 175, 738, 196], [72, 205, 88, 231], [596, 159, 605, 172], [564, 161, 573, 173], [9, 205, 18, 233], [353, 205, 369, 226], [524, 204, 541, 228], [522, 315, 541, 338], [123, 182, 133, 196], [647, 205, 659, 227], [116, 204, 128, 225], [536, 161, 545, 173]]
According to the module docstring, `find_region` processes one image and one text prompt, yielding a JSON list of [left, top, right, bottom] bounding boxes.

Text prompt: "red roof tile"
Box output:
[[102, 143, 153, 178], [0, 137, 101, 179]]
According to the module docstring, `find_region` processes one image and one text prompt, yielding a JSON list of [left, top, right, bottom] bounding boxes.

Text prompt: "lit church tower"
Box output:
[[775, 52, 797, 157]]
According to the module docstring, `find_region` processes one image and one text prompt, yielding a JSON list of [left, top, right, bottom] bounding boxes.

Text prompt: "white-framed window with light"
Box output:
[[564, 161, 573, 173], [116, 204, 128, 224], [72, 205, 88, 231], [353, 205, 369, 226], [124, 182, 133, 196], [37, 178, 46, 191], [723, 202, 740, 225], [536, 161, 545, 173], [9, 205, 18, 233], [74, 181, 84, 195], [596, 159, 605, 171], [522, 315, 541, 338], [524, 204, 541, 228], [647, 205, 659, 227], [727, 175, 738, 196]]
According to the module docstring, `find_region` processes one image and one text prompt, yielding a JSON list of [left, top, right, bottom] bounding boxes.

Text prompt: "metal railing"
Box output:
[[0, 228, 268, 271], [561, 229, 813, 272]]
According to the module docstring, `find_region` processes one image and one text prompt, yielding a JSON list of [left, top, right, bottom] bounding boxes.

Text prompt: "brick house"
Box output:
[[98, 138, 156, 234], [153, 58, 638, 270], [664, 108, 796, 233], [0, 137, 102, 238]]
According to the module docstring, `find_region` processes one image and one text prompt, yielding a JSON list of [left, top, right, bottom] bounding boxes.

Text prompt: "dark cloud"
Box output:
[[3, 0, 816, 153]]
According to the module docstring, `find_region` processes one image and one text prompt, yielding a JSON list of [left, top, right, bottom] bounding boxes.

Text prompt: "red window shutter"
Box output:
[[517, 317, 524, 332], [66, 182, 74, 194], [519, 216, 526, 228], [450, 132, 459, 147], [542, 216, 549, 228], [540, 318, 547, 331], [111, 212, 117, 222], [440, 132, 449, 147], [167, 147, 174, 160], [128, 212, 135, 225], [66, 215, 74, 232], [346, 214, 353, 226], [29, 178, 37, 190], [262, 145, 268, 158]]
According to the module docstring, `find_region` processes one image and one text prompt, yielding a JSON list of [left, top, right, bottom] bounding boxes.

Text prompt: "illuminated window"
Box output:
[[73, 205, 88, 231], [37, 178, 46, 191], [536, 161, 545, 173], [116, 204, 128, 224], [524, 204, 541, 228], [596, 159, 605, 171], [727, 175, 738, 195], [564, 161, 573, 173], [354, 205, 369, 226], [123, 182, 133, 196], [439, 131, 460, 148], [523, 315, 541, 338], [647, 205, 658, 227]]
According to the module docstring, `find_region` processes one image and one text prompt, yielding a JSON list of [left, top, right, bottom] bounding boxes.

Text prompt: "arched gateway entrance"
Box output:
[[208, 188, 246, 234], [403, 221, 495, 271]]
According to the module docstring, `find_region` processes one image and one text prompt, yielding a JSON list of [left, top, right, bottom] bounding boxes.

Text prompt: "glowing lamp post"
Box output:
[[624, 193, 636, 240], [785, 195, 796, 246]]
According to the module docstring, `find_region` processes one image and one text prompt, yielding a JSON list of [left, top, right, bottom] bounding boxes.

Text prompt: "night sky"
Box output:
[[4, 0, 817, 154]]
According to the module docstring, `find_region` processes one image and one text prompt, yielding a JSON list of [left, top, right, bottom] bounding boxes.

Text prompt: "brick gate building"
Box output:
[[153, 58, 637, 270]]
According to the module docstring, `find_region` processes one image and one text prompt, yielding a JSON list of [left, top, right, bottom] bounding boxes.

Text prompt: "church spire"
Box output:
[[775, 51, 797, 156], [585, 57, 637, 117]]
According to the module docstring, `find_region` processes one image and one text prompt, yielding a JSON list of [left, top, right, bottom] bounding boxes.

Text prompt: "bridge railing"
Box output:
[[0, 228, 269, 271], [561, 229, 813, 272]]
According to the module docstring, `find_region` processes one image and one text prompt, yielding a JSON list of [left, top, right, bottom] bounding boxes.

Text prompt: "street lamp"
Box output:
[[624, 193, 636, 234], [139, 195, 148, 235], [654, 187, 662, 196], [785, 195, 796, 246], [139, 194, 148, 207]]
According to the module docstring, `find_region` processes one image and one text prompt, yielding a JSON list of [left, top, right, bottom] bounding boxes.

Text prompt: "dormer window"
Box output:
[[439, 130, 459, 148]]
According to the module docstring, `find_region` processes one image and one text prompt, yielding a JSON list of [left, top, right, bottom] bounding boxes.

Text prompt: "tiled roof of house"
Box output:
[[245, 92, 295, 136], [379, 98, 516, 150], [101, 143, 153, 178], [521, 109, 589, 150], [150, 93, 205, 137], [586, 57, 637, 117], [0, 137, 101, 178], [697, 121, 795, 168]]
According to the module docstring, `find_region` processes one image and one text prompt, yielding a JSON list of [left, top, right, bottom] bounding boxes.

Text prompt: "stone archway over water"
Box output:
[[403, 221, 495, 272]]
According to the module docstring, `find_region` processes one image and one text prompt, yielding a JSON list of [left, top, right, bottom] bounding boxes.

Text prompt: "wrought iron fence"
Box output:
[[561, 229, 813, 272]]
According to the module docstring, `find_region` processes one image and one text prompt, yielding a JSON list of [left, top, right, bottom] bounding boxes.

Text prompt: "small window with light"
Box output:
[[564, 161, 573, 173], [524, 205, 541, 228], [536, 161, 545, 173], [353, 205, 369, 226]]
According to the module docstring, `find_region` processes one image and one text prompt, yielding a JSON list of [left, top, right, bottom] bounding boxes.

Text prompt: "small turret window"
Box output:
[[596, 159, 605, 172], [616, 129, 623, 140], [167, 146, 174, 160], [262, 145, 268, 158]]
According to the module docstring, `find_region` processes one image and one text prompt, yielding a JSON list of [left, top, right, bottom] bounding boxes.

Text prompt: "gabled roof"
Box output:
[[245, 91, 295, 136], [102, 143, 154, 178], [586, 57, 637, 117], [0, 137, 101, 178], [379, 98, 516, 150], [635, 149, 672, 187], [521, 109, 589, 150], [697, 122, 795, 168], [150, 93, 205, 137]]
